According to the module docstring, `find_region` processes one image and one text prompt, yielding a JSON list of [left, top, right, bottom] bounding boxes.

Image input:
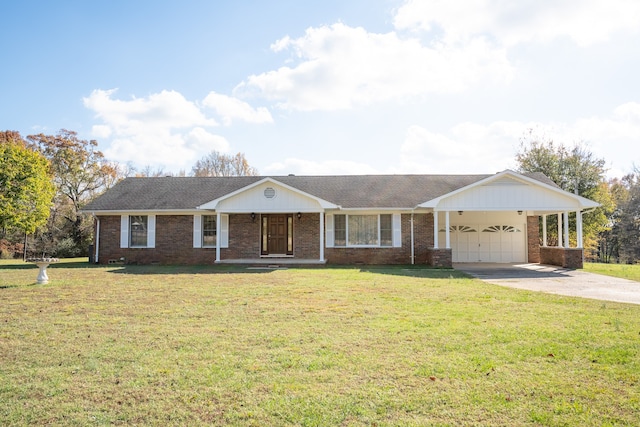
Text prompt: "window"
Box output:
[[349, 215, 378, 245], [333, 214, 394, 247], [130, 215, 148, 247], [202, 215, 217, 247]]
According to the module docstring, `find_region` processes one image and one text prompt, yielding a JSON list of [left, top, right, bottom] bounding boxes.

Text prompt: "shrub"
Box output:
[[0, 239, 23, 259]]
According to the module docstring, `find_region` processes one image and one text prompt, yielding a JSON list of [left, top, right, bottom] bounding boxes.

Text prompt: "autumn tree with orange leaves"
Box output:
[[27, 130, 121, 256]]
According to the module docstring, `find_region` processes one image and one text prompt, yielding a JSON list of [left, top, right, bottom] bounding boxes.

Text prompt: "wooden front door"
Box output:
[[261, 214, 293, 255]]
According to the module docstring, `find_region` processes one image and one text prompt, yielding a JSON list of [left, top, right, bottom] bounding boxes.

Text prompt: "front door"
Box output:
[[261, 214, 293, 256]]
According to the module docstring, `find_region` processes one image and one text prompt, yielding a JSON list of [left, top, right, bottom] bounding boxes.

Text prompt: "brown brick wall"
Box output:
[[95, 212, 437, 266], [324, 213, 431, 265], [426, 248, 452, 268], [413, 213, 434, 264], [95, 215, 218, 265], [225, 214, 261, 259], [223, 213, 322, 259], [294, 214, 321, 259], [540, 247, 584, 269], [527, 215, 541, 263]]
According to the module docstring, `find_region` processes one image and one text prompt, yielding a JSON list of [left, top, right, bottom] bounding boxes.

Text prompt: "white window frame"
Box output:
[[121, 214, 155, 248], [193, 214, 228, 249], [328, 213, 401, 248], [202, 215, 217, 248]]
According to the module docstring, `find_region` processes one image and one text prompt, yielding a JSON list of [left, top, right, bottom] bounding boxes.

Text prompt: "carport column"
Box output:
[[215, 211, 221, 262], [557, 212, 563, 247], [445, 210, 451, 249], [576, 210, 583, 248], [319, 212, 325, 261], [542, 215, 548, 247], [564, 212, 570, 248], [433, 211, 439, 249]]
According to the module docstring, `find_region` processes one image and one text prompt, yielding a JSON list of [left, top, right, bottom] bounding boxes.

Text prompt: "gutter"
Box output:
[[410, 211, 415, 265], [581, 207, 598, 214]]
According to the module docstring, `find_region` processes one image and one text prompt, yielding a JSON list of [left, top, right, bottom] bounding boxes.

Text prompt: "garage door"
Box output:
[[443, 224, 526, 263]]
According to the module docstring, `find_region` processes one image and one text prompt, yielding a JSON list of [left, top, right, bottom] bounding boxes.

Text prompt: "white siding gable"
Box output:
[[216, 181, 324, 212], [437, 179, 581, 211]]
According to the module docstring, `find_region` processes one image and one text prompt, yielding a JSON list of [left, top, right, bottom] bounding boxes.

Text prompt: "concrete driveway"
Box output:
[[455, 263, 640, 305]]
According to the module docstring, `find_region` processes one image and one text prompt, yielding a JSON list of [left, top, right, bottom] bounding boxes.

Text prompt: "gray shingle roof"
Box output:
[[83, 172, 558, 211]]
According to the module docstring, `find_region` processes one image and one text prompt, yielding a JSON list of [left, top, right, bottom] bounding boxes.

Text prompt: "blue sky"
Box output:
[[2, 0, 639, 178]]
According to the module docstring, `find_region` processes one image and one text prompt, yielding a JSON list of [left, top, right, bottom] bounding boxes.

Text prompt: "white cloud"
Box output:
[[396, 122, 525, 175], [394, 0, 640, 47], [395, 103, 640, 178], [235, 23, 513, 111], [91, 124, 112, 138], [83, 89, 227, 171], [202, 91, 273, 125], [234, 0, 640, 113], [84, 89, 216, 130]]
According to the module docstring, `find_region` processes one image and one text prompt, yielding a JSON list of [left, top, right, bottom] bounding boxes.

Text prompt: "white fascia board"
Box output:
[[417, 169, 600, 210], [197, 177, 339, 210], [83, 209, 204, 216], [326, 207, 414, 213]]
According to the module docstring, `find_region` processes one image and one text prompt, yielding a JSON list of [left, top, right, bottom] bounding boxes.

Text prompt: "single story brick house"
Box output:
[[82, 170, 599, 268]]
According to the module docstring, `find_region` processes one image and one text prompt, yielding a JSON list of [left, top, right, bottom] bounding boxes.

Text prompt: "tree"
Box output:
[[607, 170, 640, 263], [27, 129, 120, 255], [0, 133, 55, 234], [516, 130, 612, 258], [191, 151, 258, 177]]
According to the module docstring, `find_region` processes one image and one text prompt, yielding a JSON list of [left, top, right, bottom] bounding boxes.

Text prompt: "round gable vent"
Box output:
[[264, 187, 276, 199]]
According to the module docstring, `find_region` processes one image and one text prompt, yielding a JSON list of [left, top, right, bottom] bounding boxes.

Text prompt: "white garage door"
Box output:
[[443, 224, 526, 263]]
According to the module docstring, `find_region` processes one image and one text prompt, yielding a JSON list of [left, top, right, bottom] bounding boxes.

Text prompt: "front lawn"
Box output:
[[1, 261, 639, 426], [584, 262, 640, 282]]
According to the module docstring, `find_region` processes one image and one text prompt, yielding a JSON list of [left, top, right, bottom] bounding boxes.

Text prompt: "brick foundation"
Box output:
[[540, 246, 584, 269], [425, 248, 453, 268]]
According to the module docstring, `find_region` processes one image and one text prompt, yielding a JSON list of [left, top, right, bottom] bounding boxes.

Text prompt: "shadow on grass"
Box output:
[[104, 264, 470, 278], [106, 264, 275, 275], [0, 259, 95, 270], [357, 265, 468, 279], [1, 258, 470, 279]]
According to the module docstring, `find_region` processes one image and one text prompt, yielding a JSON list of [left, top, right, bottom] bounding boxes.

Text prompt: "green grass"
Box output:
[[1, 260, 639, 426], [584, 262, 640, 282]]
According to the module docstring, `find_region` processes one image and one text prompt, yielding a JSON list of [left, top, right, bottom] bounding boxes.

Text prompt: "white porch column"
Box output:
[[433, 211, 439, 249], [542, 215, 548, 247], [215, 211, 221, 262], [319, 212, 325, 261], [564, 211, 570, 248], [576, 210, 583, 248], [557, 213, 563, 247], [445, 211, 451, 249]]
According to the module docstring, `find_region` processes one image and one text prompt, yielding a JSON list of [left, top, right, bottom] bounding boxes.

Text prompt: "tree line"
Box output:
[[1, 128, 638, 263], [0, 130, 257, 259]]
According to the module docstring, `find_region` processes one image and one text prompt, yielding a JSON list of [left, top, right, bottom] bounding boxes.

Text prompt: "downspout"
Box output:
[[410, 211, 415, 265], [93, 214, 100, 264]]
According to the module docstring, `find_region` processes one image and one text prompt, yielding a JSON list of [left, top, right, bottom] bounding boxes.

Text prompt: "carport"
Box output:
[[418, 171, 600, 269]]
